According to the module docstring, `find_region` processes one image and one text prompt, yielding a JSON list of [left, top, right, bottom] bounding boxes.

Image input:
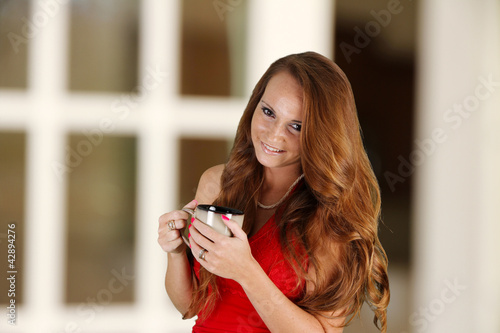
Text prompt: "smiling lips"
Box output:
[[262, 142, 285, 154]]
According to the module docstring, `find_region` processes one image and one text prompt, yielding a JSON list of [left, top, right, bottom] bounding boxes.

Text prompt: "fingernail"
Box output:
[[191, 217, 195, 223], [193, 199, 198, 204], [188, 233, 191, 238], [189, 224, 192, 229], [221, 215, 229, 221]]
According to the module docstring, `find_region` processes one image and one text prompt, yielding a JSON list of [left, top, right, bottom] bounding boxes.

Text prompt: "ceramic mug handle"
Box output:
[[181, 207, 195, 246]]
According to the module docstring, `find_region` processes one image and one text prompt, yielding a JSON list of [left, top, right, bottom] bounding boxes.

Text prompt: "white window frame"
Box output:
[[0, 0, 332, 332]]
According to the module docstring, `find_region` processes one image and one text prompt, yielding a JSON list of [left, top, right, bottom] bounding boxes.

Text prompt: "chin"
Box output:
[[256, 156, 299, 170]]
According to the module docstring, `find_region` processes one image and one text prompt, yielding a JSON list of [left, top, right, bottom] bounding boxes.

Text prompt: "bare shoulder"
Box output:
[[195, 164, 225, 204]]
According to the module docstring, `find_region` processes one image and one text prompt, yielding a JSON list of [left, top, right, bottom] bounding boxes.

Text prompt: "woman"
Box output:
[[158, 51, 390, 332]]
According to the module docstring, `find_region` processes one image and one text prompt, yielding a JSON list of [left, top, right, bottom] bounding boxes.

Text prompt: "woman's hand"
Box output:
[[158, 199, 198, 255], [189, 215, 258, 283]]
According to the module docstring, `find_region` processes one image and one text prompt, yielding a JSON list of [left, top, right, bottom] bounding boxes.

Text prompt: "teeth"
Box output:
[[263, 143, 283, 152]]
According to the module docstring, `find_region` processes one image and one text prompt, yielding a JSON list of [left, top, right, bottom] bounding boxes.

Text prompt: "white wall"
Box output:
[[413, 0, 500, 332]]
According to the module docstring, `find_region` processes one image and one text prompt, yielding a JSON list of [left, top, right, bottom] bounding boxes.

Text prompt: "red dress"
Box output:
[[192, 215, 304, 332]]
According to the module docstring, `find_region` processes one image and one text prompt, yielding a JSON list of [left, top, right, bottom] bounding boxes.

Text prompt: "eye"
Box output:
[[290, 123, 302, 132], [261, 107, 275, 118]]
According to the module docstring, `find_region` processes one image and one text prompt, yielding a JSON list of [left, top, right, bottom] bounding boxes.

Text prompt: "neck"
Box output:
[[258, 167, 303, 210], [262, 165, 302, 192]]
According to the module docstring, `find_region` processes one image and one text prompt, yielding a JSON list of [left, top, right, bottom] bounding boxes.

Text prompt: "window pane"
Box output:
[[68, 0, 139, 92], [0, 132, 26, 304], [180, 0, 247, 97], [65, 135, 136, 303], [0, 0, 29, 88], [178, 138, 231, 206]]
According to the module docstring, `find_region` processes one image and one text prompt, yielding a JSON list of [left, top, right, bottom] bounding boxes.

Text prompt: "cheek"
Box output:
[[250, 118, 258, 141], [290, 137, 301, 155], [251, 114, 264, 136]]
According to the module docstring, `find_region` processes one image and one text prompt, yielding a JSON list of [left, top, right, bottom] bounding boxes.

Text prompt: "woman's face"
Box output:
[[251, 71, 304, 172]]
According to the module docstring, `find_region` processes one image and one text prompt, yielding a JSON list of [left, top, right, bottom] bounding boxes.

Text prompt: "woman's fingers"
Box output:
[[158, 211, 189, 230], [221, 215, 247, 241], [188, 233, 204, 260], [158, 229, 184, 253], [157, 199, 198, 254], [189, 219, 216, 252], [182, 199, 198, 211], [189, 216, 254, 281]]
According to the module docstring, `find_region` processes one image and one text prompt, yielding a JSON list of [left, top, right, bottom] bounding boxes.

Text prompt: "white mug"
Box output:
[[181, 204, 244, 245]]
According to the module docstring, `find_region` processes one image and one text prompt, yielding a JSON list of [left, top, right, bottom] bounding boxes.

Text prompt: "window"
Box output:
[[0, 0, 29, 88], [0, 0, 334, 331], [0, 133, 26, 304]]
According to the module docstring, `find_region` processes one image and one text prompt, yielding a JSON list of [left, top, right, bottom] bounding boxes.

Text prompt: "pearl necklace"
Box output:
[[257, 174, 305, 209]]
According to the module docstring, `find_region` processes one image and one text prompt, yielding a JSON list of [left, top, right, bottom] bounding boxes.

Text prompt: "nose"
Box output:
[[268, 122, 285, 142]]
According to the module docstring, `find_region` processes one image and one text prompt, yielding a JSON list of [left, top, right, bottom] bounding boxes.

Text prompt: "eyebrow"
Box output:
[[261, 100, 302, 123]]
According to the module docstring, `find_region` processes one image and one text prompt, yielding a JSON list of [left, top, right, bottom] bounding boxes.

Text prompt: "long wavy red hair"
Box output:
[[188, 51, 390, 331]]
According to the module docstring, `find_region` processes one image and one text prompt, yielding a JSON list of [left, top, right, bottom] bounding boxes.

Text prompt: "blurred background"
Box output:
[[0, 0, 499, 332]]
